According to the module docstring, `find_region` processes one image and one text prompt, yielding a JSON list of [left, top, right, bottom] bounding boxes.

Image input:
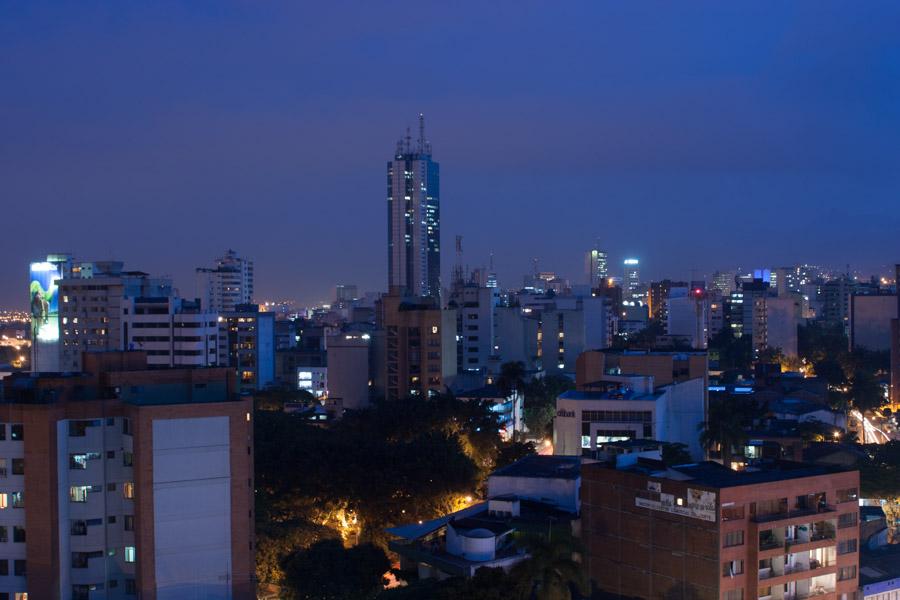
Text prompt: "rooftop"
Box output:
[[490, 455, 581, 481], [860, 545, 900, 586], [605, 459, 852, 489], [558, 389, 662, 402]]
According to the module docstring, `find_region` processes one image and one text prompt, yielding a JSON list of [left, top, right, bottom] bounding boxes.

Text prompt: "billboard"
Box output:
[[30, 261, 62, 343]]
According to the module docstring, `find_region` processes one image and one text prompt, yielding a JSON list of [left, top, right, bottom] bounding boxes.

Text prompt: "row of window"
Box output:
[[70, 451, 133, 469], [0, 560, 26, 576], [73, 579, 136, 598], [0, 459, 24, 478], [72, 546, 135, 567], [0, 493, 24, 509], [69, 418, 132, 436], [70, 482, 133, 502], [0, 425, 24, 442], [71, 515, 133, 535], [0, 526, 26, 542]]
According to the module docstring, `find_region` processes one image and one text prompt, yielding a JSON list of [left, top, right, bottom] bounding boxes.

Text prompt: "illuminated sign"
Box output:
[[29, 261, 62, 342]]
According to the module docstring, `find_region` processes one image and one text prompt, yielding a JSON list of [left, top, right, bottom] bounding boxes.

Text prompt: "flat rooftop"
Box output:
[[490, 455, 581, 480], [860, 545, 900, 586], [559, 389, 662, 402], [609, 460, 851, 489]]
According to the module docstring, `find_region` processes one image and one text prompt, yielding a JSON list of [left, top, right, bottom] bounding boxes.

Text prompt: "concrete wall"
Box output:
[[487, 475, 580, 515], [850, 294, 896, 351], [152, 416, 232, 600]]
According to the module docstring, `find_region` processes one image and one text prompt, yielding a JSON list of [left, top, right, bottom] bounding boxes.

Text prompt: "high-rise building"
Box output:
[[196, 250, 254, 313], [218, 304, 275, 393], [585, 245, 609, 288], [448, 282, 498, 374], [649, 280, 688, 321], [624, 258, 641, 299], [335, 284, 359, 305], [387, 115, 440, 298], [0, 352, 255, 599], [711, 270, 737, 296], [582, 460, 860, 600], [125, 297, 220, 368]]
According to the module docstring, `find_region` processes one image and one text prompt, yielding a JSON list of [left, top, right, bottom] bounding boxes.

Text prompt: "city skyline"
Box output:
[[2, 2, 900, 308]]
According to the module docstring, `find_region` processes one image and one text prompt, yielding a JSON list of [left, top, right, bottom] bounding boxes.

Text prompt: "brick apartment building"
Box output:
[[582, 460, 860, 600], [0, 352, 254, 600]]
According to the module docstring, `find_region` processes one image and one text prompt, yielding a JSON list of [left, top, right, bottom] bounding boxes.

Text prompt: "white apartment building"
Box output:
[[125, 297, 219, 368], [554, 375, 705, 459], [196, 250, 254, 313]]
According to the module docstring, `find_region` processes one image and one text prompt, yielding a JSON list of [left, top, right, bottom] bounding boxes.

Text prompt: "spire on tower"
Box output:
[[418, 113, 425, 153]]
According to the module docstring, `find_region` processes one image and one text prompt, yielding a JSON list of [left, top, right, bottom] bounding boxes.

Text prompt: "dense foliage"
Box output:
[[254, 392, 534, 592]]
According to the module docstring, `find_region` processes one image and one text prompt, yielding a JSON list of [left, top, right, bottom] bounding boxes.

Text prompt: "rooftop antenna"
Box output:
[[405, 127, 411, 154], [489, 252, 495, 271], [418, 113, 425, 154]]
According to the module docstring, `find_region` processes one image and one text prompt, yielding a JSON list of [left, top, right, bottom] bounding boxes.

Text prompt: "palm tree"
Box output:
[[509, 534, 588, 600], [497, 361, 527, 398], [698, 398, 752, 467]]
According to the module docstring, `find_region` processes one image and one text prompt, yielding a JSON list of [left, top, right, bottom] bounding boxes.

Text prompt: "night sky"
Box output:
[[3, 2, 900, 308]]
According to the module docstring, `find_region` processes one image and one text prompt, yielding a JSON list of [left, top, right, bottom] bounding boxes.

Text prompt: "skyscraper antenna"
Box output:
[[405, 127, 411, 153], [418, 113, 425, 153]]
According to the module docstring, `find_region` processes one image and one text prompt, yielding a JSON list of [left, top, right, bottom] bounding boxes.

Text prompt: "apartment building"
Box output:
[[582, 460, 860, 600], [58, 262, 173, 372], [196, 249, 254, 314], [125, 297, 219, 368], [374, 290, 456, 400], [0, 352, 254, 600], [218, 304, 275, 393]]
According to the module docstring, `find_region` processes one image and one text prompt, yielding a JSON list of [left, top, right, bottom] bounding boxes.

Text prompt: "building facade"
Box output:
[[125, 297, 219, 368], [586, 246, 609, 288], [582, 460, 860, 600], [375, 291, 456, 400], [387, 116, 440, 298], [554, 375, 706, 458], [58, 262, 174, 372], [196, 250, 254, 314], [0, 352, 254, 600], [218, 304, 275, 393]]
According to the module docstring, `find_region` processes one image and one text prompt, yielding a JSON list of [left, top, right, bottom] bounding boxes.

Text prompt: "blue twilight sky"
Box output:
[[2, 1, 900, 307]]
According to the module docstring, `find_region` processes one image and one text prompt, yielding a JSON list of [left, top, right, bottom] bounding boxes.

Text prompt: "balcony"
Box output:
[[752, 506, 835, 524]]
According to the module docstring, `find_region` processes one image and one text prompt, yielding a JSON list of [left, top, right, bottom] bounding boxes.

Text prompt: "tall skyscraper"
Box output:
[[623, 258, 641, 298], [585, 244, 608, 288], [196, 249, 254, 313], [387, 114, 440, 298]]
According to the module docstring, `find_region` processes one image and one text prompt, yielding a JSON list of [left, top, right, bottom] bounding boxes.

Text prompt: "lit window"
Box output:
[[124, 546, 136, 563], [123, 482, 135, 499]]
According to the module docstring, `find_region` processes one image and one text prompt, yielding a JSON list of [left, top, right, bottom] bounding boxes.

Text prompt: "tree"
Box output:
[[522, 375, 574, 439], [709, 328, 752, 372], [849, 369, 884, 413], [798, 321, 848, 365], [757, 346, 785, 366], [698, 396, 760, 466], [661, 443, 692, 466], [497, 361, 527, 398], [281, 539, 390, 600], [256, 520, 342, 585], [509, 535, 589, 600]]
